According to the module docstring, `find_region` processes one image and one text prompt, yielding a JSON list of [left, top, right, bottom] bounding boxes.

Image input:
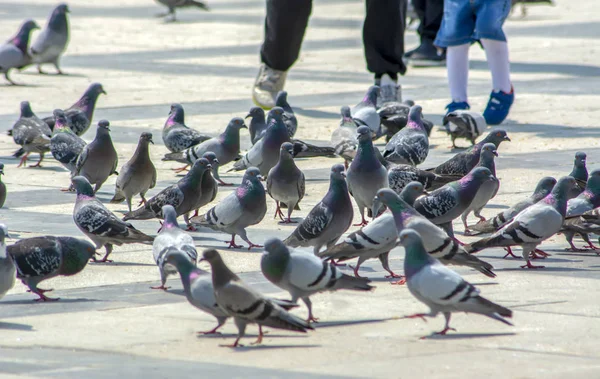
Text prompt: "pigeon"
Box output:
[[377, 101, 434, 142], [201, 249, 313, 347], [382, 105, 429, 165], [413, 167, 494, 238], [246, 106, 268, 145], [372, 188, 496, 279], [330, 105, 357, 168], [50, 109, 86, 187], [386, 162, 460, 195], [467, 176, 577, 269], [229, 107, 289, 176], [351, 86, 381, 137], [291, 139, 337, 159], [202, 151, 228, 187], [155, 0, 209, 22], [189, 153, 220, 220], [0, 224, 15, 300], [29, 4, 70, 74], [470, 176, 557, 234], [442, 110, 485, 148], [110, 132, 157, 212], [347, 126, 389, 226], [427, 129, 510, 176], [151, 205, 197, 290], [561, 169, 600, 250], [7, 235, 96, 301], [161, 103, 211, 154], [284, 164, 353, 254], [0, 164, 6, 208], [569, 151, 588, 196], [261, 238, 373, 322], [398, 229, 512, 337], [74, 120, 118, 193], [275, 91, 297, 138], [162, 117, 246, 180], [461, 143, 500, 234], [267, 142, 305, 223], [43, 83, 107, 136], [318, 181, 428, 279], [123, 158, 212, 227], [0, 20, 39, 85], [72, 176, 154, 263], [191, 167, 267, 249], [10, 101, 51, 168]]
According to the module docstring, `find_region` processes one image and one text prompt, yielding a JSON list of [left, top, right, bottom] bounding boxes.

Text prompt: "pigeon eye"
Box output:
[[496, 132, 501, 137]]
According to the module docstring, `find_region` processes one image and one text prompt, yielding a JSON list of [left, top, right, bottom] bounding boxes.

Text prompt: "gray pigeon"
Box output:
[[267, 142, 305, 223], [569, 151, 588, 196], [399, 229, 512, 337], [461, 143, 500, 235], [10, 101, 51, 167], [467, 176, 577, 269], [162, 117, 246, 181], [29, 4, 70, 74], [262, 238, 373, 322], [347, 126, 389, 226], [191, 167, 267, 250], [72, 176, 154, 263], [0, 224, 15, 300], [156, 0, 209, 22], [74, 120, 118, 193], [0, 164, 6, 208], [161, 103, 211, 154], [382, 105, 429, 165], [275, 91, 297, 138], [43, 82, 106, 136], [151, 205, 197, 290], [7, 235, 96, 301], [229, 107, 289, 176], [442, 110, 485, 149], [202, 151, 229, 186], [0, 20, 39, 85], [110, 132, 157, 212], [189, 153, 219, 220], [283, 164, 353, 254], [330, 105, 357, 168], [351, 86, 381, 137], [561, 169, 600, 250], [470, 176, 556, 234], [427, 129, 510, 176], [246, 106, 268, 145], [414, 167, 494, 238], [123, 158, 212, 227], [50, 109, 86, 188], [386, 162, 460, 195], [378, 101, 435, 142], [201, 249, 313, 347]]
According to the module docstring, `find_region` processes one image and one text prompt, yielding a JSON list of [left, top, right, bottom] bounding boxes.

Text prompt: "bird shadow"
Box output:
[[498, 266, 596, 273], [0, 321, 34, 331], [19, 71, 88, 78], [229, 344, 321, 351], [421, 332, 516, 340], [198, 332, 309, 340], [0, 297, 99, 305], [0, 83, 42, 88], [95, 261, 156, 267], [312, 318, 390, 329]]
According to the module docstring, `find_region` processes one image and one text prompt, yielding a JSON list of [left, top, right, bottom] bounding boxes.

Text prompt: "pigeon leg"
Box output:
[[453, 237, 466, 246], [348, 262, 365, 278], [186, 223, 198, 232], [566, 240, 585, 252], [379, 253, 404, 279], [220, 337, 242, 348], [502, 247, 519, 259], [331, 259, 346, 267], [173, 165, 190, 173], [530, 249, 550, 259], [5, 71, 18, 85], [303, 297, 319, 323], [198, 319, 226, 335], [37, 65, 46, 74], [224, 235, 244, 249], [284, 203, 298, 224], [251, 326, 265, 345], [217, 179, 234, 186], [431, 313, 456, 337], [27, 288, 53, 294], [16, 153, 29, 168], [92, 244, 114, 263], [33, 292, 60, 302], [29, 153, 44, 168], [60, 183, 75, 192], [238, 230, 263, 250], [53, 62, 64, 75], [391, 277, 407, 285], [150, 284, 171, 290], [353, 215, 369, 227], [402, 313, 429, 322], [273, 201, 285, 221], [520, 260, 545, 269], [137, 195, 148, 207]]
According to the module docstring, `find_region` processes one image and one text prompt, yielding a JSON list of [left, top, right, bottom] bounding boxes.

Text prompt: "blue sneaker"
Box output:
[[445, 101, 470, 114], [483, 88, 514, 125]]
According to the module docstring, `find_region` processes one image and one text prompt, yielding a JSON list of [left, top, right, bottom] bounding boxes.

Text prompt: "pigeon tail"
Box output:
[[12, 148, 25, 158], [282, 233, 301, 248], [127, 227, 154, 243], [332, 273, 374, 291], [429, 174, 463, 190], [445, 253, 496, 278], [259, 306, 313, 333], [109, 192, 126, 204], [189, 0, 209, 10], [162, 151, 187, 163], [270, 298, 299, 311], [472, 296, 513, 325], [293, 140, 336, 158], [122, 206, 156, 221]]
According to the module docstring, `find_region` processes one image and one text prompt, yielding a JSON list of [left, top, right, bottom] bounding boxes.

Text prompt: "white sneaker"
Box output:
[[252, 64, 287, 110], [377, 74, 401, 107]]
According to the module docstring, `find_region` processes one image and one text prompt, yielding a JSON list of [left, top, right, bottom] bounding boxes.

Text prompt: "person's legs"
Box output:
[[406, 0, 446, 66], [421, 0, 444, 42], [253, 0, 312, 109], [481, 39, 511, 93], [447, 43, 470, 106]]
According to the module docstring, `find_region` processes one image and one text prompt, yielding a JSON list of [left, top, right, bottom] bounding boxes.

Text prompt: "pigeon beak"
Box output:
[[504, 136, 511, 141], [372, 197, 382, 218], [0, 170, 3, 175], [493, 150, 498, 157], [206, 164, 212, 169], [241, 123, 248, 129], [257, 174, 265, 181], [245, 113, 252, 119], [101, 89, 107, 95], [340, 172, 347, 179]]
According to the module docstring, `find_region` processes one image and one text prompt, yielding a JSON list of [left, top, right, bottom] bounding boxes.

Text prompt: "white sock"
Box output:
[[481, 39, 512, 93], [446, 44, 470, 103]]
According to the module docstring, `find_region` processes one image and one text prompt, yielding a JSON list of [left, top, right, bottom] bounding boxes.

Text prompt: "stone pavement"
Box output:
[[1, 0, 600, 377]]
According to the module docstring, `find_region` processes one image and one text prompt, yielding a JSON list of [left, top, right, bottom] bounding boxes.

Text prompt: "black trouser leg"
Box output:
[[363, 0, 407, 78], [260, 0, 312, 71], [416, 0, 444, 43]]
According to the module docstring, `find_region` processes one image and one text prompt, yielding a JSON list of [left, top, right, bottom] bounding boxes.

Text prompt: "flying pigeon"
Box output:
[[10, 101, 51, 168], [382, 105, 429, 165], [74, 120, 118, 193], [7, 235, 96, 301], [442, 110, 485, 149], [110, 132, 157, 212], [284, 164, 353, 254], [191, 167, 267, 249], [569, 151, 588, 196], [0, 224, 15, 300], [72, 176, 154, 263], [267, 142, 305, 223], [50, 109, 86, 189], [275, 91, 297, 138], [330, 105, 357, 168], [161, 103, 211, 154], [399, 229, 512, 337], [0, 164, 6, 208], [0, 20, 39, 85], [201, 249, 313, 347], [29, 4, 70, 74], [261, 238, 373, 322], [351, 86, 381, 137], [155, 0, 209, 22]]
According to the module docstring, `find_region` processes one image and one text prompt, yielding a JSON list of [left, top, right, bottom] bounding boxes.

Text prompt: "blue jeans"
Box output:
[[434, 0, 511, 47]]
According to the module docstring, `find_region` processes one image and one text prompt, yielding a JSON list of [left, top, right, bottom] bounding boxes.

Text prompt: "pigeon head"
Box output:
[[11, 20, 39, 52], [74, 84, 105, 117], [0, 224, 8, 243], [189, 158, 212, 178], [340, 105, 352, 119], [399, 181, 427, 206], [534, 176, 557, 197], [263, 238, 290, 258], [71, 176, 95, 197], [49, 4, 70, 30], [574, 152, 587, 167], [165, 247, 194, 272], [0, 163, 4, 175], [275, 91, 289, 107], [96, 120, 111, 135], [408, 105, 423, 122], [481, 143, 498, 158], [482, 129, 510, 147], [161, 205, 179, 228], [243, 167, 264, 182], [53, 109, 69, 130], [544, 176, 578, 210], [167, 103, 185, 124], [55, 3, 70, 14], [202, 152, 219, 167], [139, 132, 154, 144], [399, 229, 433, 277], [246, 106, 265, 120], [262, 238, 291, 281], [470, 167, 494, 182], [228, 117, 247, 130], [267, 107, 284, 121], [356, 126, 372, 142], [330, 164, 346, 181], [372, 188, 405, 216], [279, 142, 295, 159], [584, 169, 600, 195], [200, 249, 220, 263], [19, 101, 34, 118], [362, 86, 380, 106]]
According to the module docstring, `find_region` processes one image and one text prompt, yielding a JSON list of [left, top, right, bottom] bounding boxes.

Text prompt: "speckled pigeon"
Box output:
[[202, 249, 312, 347], [0, 225, 15, 300], [161, 103, 211, 154], [267, 142, 305, 223], [386, 162, 460, 195], [50, 109, 86, 186], [284, 164, 353, 254], [330, 105, 357, 168], [378, 101, 434, 142], [29, 4, 69, 74], [10, 101, 51, 167], [72, 176, 154, 263], [74, 120, 118, 193], [246, 106, 267, 145], [467, 176, 578, 269], [382, 105, 429, 165], [351, 86, 381, 137], [156, 0, 209, 22], [399, 229, 511, 337], [261, 238, 373, 322], [110, 132, 157, 212], [347, 126, 388, 226], [569, 151, 588, 196], [561, 169, 600, 250], [7, 235, 96, 301], [275, 91, 297, 138], [191, 167, 266, 250], [442, 110, 485, 149], [0, 20, 39, 84]]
